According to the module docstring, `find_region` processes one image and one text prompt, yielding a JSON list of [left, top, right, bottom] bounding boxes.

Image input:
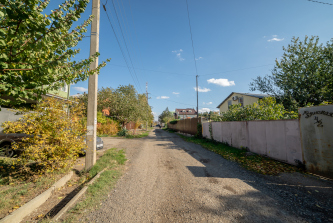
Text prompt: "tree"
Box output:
[[0, 0, 110, 107], [97, 85, 153, 127], [250, 36, 333, 110], [216, 97, 297, 122], [158, 107, 174, 124]]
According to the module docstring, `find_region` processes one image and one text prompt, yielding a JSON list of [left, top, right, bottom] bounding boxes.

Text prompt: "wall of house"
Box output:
[[218, 93, 259, 113], [47, 83, 70, 99], [202, 119, 303, 166]]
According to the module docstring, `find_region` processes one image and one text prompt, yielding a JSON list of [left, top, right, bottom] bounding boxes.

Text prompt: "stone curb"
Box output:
[[0, 171, 73, 223], [53, 168, 107, 222]]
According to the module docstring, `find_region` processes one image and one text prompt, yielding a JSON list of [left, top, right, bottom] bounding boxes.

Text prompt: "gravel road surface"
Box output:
[[86, 129, 333, 223]]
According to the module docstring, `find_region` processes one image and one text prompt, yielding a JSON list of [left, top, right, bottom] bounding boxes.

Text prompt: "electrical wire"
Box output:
[[307, 0, 333, 5], [110, 0, 143, 93], [185, 0, 199, 77], [102, 4, 142, 93], [106, 3, 143, 93]]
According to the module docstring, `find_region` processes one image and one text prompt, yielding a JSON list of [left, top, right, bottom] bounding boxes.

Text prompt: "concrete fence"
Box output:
[[202, 119, 303, 166], [167, 118, 201, 136]]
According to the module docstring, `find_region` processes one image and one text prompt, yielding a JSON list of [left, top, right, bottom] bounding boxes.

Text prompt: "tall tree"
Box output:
[[250, 36, 333, 110], [158, 107, 173, 124], [97, 85, 153, 126], [0, 0, 110, 107]]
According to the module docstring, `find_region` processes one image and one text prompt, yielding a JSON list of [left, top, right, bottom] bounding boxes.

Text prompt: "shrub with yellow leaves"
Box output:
[[2, 97, 86, 177]]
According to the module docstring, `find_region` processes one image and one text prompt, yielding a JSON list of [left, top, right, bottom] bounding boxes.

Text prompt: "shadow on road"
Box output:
[[151, 128, 333, 222]]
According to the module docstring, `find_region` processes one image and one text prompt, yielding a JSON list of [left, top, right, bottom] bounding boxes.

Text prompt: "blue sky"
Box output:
[[46, 0, 333, 120]]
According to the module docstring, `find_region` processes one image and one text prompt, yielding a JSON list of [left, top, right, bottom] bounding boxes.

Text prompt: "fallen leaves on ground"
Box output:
[[178, 134, 302, 176]]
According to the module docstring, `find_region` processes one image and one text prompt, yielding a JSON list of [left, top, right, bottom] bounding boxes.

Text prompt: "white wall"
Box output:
[[203, 119, 303, 165]]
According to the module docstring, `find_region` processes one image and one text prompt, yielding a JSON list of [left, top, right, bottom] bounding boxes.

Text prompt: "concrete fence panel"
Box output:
[[221, 122, 232, 145], [230, 121, 248, 149], [299, 105, 333, 178], [248, 121, 267, 156], [265, 121, 287, 162], [212, 122, 222, 142], [285, 120, 303, 164]]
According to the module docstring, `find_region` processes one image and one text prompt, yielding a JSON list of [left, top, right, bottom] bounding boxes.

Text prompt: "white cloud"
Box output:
[[172, 92, 180, 95], [195, 57, 203, 60], [156, 96, 169, 99], [267, 35, 284, 42], [203, 102, 212, 105], [199, 108, 211, 113], [172, 49, 185, 61], [207, 78, 235, 87], [194, 87, 211, 92], [176, 53, 184, 61], [73, 86, 88, 92]]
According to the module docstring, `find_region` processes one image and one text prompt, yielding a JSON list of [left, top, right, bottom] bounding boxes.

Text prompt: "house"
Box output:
[[174, 108, 197, 119], [217, 92, 269, 113]]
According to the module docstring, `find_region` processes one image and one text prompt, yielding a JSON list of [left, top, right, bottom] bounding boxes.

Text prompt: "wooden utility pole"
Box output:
[[86, 0, 100, 170], [196, 75, 198, 119]]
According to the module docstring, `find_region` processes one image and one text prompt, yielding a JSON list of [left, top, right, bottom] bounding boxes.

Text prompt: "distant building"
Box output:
[[217, 92, 269, 113], [174, 108, 197, 119]]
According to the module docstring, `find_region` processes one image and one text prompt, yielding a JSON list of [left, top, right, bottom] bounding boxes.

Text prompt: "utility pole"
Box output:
[[86, 0, 100, 170], [146, 82, 149, 130], [196, 75, 199, 119]]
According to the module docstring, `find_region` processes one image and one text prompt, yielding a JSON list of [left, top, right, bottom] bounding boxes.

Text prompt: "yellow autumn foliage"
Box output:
[[2, 97, 86, 176]]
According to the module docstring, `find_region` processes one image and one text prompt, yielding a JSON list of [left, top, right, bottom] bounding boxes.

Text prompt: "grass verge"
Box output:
[[0, 157, 70, 220], [62, 148, 126, 222], [99, 130, 150, 139], [164, 129, 303, 176]]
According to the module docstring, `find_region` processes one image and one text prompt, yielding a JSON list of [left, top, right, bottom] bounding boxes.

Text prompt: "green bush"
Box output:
[[217, 97, 298, 122], [169, 119, 179, 124], [195, 123, 203, 138], [117, 128, 129, 137]]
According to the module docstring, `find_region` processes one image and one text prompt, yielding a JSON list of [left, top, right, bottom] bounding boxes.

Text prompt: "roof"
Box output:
[[216, 92, 270, 108], [175, 108, 197, 115]]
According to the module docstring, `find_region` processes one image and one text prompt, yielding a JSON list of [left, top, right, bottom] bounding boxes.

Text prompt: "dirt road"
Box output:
[[87, 129, 333, 223]]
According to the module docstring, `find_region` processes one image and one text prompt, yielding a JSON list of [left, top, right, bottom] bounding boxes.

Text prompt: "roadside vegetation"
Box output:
[[79, 85, 154, 133], [1, 98, 86, 179], [164, 128, 303, 176], [0, 0, 109, 108], [250, 36, 333, 110], [215, 97, 298, 122], [0, 156, 70, 219], [62, 148, 126, 222]]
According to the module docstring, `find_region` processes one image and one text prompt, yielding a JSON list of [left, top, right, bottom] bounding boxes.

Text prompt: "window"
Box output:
[[228, 100, 232, 109], [189, 110, 192, 112], [239, 97, 244, 107]]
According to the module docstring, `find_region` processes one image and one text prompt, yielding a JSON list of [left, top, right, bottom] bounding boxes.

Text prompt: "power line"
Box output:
[[185, 0, 199, 77], [110, 0, 143, 93], [307, 0, 333, 5], [102, 4, 142, 93]]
